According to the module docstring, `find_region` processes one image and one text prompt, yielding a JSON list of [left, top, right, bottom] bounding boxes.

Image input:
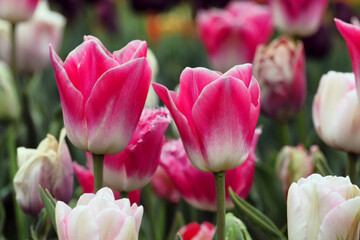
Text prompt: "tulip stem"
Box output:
[[92, 154, 104, 192], [10, 23, 19, 92], [279, 122, 290, 146], [347, 152, 358, 183], [297, 109, 307, 145], [214, 171, 226, 240]]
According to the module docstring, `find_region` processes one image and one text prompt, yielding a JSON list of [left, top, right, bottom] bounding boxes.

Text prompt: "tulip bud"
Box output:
[[276, 145, 314, 196], [253, 37, 306, 121], [0, 0, 40, 23], [0, 61, 20, 121], [13, 128, 73, 217], [225, 213, 252, 240], [177, 222, 215, 240]]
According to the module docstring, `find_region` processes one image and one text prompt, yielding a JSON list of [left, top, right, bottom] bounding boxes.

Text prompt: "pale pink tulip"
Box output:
[[160, 129, 260, 211], [196, 1, 273, 72], [0, 0, 39, 23], [56, 187, 143, 240], [287, 174, 360, 240], [177, 222, 215, 240], [153, 64, 260, 172], [13, 128, 73, 217], [270, 0, 329, 36], [150, 164, 180, 203], [86, 108, 171, 192], [335, 18, 360, 99], [253, 37, 306, 121], [50, 36, 152, 155]]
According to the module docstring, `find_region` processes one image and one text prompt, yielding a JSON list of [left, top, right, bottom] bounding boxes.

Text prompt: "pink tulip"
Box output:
[[85, 108, 171, 192], [177, 222, 215, 240], [160, 129, 260, 211], [150, 164, 180, 203], [335, 18, 360, 99], [196, 1, 273, 72], [73, 163, 141, 205], [0, 0, 39, 23], [253, 37, 306, 121], [270, 0, 329, 36], [50, 36, 152, 155], [56, 187, 143, 240], [153, 64, 260, 172]]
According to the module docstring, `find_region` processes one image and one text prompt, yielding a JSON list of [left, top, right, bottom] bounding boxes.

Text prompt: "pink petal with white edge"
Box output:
[[55, 201, 72, 240], [85, 58, 151, 155], [319, 197, 360, 240], [192, 77, 253, 172], [83, 36, 112, 58], [113, 40, 148, 65], [335, 18, 360, 98], [152, 83, 208, 172], [49, 45, 87, 151]]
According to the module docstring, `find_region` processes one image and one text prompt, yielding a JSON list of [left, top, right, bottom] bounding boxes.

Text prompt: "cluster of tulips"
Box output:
[[2, 0, 360, 239]]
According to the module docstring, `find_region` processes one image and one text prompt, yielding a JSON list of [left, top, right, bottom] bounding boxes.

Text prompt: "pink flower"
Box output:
[[50, 36, 152, 155], [196, 1, 273, 72], [0, 0, 39, 23], [150, 164, 180, 203], [270, 0, 329, 36], [177, 222, 215, 240], [335, 18, 360, 99], [56, 187, 143, 240], [73, 163, 141, 205], [86, 108, 171, 192], [153, 64, 260, 172], [160, 129, 260, 211], [253, 37, 306, 121]]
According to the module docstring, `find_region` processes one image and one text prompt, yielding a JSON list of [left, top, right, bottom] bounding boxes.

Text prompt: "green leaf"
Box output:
[[38, 186, 57, 234], [0, 199, 4, 234], [45, 189, 57, 207], [312, 150, 333, 176], [229, 188, 287, 240], [177, 233, 183, 240]]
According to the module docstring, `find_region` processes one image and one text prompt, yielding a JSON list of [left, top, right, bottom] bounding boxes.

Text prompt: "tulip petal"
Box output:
[[85, 58, 151, 155], [223, 64, 253, 88], [55, 201, 72, 240], [287, 183, 307, 240], [66, 206, 99, 240], [113, 40, 147, 65], [16, 147, 36, 167], [83, 35, 112, 58]]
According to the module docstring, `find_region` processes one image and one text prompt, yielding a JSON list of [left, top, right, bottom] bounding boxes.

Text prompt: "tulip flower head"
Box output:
[[177, 222, 215, 240], [14, 129, 73, 217], [150, 164, 180, 203], [50, 36, 152, 155], [56, 187, 143, 240], [153, 64, 260, 172], [0, 0, 39, 23]]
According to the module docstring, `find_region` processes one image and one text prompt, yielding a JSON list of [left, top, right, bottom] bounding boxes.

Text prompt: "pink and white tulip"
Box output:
[[0, 0, 39, 23], [270, 0, 329, 36], [335, 18, 360, 99], [196, 1, 273, 72], [160, 129, 260, 211], [153, 64, 260, 172], [86, 108, 171, 192], [13, 128, 73, 217], [312, 71, 360, 153], [253, 37, 306, 121], [287, 174, 360, 240], [56, 187, 143, 240], [177, 222, 215, 240], [50, 36, 152, 155]]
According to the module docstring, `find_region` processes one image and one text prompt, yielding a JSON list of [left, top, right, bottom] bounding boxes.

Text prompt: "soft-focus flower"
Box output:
[[56, 187, 143, 240], [0, 61, 20, 121], [145, 49, 159, 108], [0, 1, 66, 73], [196, 1, 273, 72], [86, 108, 171, 192], [177, 222, 215, 240], [287, 174, 360, 240], [276, 144, 314, 196], [253, 37, 306, 121], [335, 18, 360, 99], [73, 162, 141, 205], [0, 0, 39, 23], [312, 71, 360, 153], [270, 0, 329, 36], [150, 164, 180, 203], [153, 64, 260, 172], [161, 129, 260, 211], [13, 128, 73, 217], [50, 36, 152, 155]]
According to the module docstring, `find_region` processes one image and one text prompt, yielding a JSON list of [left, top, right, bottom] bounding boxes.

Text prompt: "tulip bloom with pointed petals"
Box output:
[[335, 18, 360, 99], [153, 64, 260, 172], [178, 222, 215, 240], [50, 36, 152, 155], [86, 108, 171, 193], [160, 129, 260, 211], [287, 174, 360, 240], [0, 0, 39, 23]]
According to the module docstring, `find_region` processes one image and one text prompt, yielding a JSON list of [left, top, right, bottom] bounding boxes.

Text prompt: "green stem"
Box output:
[[8, 125, 27, 240], [296, 109, 307, 145], [144, 185, 158, 240], [347, 152, 358, 183], [22, 84, 37, 147], [120, 191, 129, 199], [92, 154, 104, 192], [10, 23, 18, 91], [278, 122, 290, 146], [214, 171, 226, 240]]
